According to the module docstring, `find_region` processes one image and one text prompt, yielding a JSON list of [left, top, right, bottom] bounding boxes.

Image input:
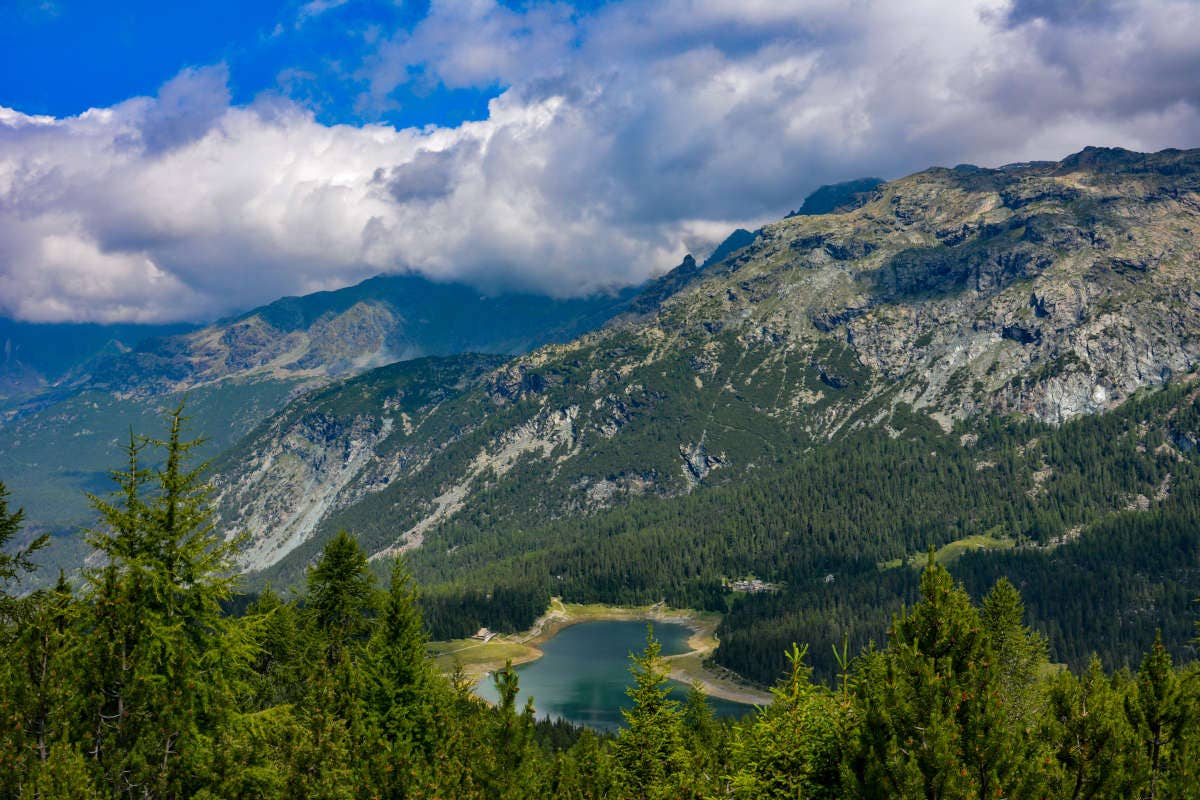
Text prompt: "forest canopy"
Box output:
[[0, 409, 1198, 799]]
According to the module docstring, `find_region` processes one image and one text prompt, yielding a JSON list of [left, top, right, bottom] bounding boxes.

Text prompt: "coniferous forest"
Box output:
[[1, 408, 1198, 799], [405, 381, 1200, 687]]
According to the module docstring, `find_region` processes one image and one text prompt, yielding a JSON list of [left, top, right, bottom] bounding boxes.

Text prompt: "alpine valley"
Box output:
[[0, 274, 637, 563], [9, 146, 1200, 684]]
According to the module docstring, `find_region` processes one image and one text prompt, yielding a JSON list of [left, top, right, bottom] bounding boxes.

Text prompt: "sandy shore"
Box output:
[[428, 598, 773, 707]]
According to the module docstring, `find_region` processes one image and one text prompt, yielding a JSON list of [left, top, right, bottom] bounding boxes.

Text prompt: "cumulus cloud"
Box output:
[[1, 0, 1198, 322], [138, 65, 233, 155]]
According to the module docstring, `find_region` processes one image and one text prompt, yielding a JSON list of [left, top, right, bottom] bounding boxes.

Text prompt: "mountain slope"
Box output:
[[0, 273, 638, 559], [47, 273, 638, 400], [0, 319, 196, 406], [215, 146, 1200, 591]]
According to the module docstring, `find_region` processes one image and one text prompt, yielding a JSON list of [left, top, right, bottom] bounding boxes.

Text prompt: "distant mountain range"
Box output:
[[0, 319, 197, 404], [0, 271, 657, 551]]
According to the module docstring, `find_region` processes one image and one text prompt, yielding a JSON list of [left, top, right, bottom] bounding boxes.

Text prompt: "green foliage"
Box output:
[[981, 577, 1049, 727], [1042, 657, 1141, 799], [308, 530, 375, 660], [728, 644, 842, 799], [365, 560, 432, 750], [844, 560, 1054, 799], [0, 482, 45, 612], [1126, 634, 1192, 799], [613, 627, 694, 799], [3, 412, 1200, 799], [72, 406, 254, 799]]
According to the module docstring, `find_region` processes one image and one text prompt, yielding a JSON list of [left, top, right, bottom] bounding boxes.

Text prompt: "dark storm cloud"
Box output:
[[377, 143, 479, 203]]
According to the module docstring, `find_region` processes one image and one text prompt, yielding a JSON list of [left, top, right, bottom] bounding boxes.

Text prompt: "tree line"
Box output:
[[1, 407, 1199, 798]]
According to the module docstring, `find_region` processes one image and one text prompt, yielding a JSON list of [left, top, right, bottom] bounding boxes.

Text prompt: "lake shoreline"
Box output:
[[429, 598, 773, 707]]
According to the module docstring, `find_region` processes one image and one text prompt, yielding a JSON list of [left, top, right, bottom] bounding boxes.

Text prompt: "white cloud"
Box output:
[[0, 0, 1198, 322], [296, 0, 352, 27]]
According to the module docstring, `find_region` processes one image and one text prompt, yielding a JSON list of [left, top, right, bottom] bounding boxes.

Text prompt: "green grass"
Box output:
[[879, 534, 1016, 571], [428, 639, 540, 675], [932, 534, 1015, 564]]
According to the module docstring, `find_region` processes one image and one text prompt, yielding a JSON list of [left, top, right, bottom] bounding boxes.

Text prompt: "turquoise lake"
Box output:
[[473, 620, 757, 732]]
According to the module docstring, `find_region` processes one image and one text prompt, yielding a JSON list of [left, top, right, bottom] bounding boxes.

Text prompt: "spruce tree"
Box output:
[[729, 643, 840, 799], [614, 626, 691, 799], [76, 408, 252, 799]]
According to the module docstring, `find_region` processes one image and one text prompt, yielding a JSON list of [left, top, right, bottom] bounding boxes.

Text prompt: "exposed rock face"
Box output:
[[488, 365, 549, 405], [679, 440, 727, 485], [222, 413, 396, 571], [210, 146, 1200, 582], [729, 146, 1200, 425], [0, 274, 634, 542]]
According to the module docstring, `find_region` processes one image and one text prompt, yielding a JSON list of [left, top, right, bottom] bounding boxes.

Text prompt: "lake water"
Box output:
[[473, 620, 757, 732]]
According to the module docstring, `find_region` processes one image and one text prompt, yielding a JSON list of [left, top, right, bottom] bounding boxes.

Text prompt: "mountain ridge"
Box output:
[[0, 272, 644, 550], [206, 145, 1200, 587]]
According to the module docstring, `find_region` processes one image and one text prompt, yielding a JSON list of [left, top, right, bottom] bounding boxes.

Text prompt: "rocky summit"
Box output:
[[209, 146, 1200, 583]]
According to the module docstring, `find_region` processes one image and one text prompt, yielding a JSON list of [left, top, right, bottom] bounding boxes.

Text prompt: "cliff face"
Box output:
[[212, 147, 1200, 582]]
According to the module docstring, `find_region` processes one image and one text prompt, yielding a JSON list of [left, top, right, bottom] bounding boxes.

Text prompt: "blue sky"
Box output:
[[0, 1, 498, 127], [1, 0, 1198, 323]]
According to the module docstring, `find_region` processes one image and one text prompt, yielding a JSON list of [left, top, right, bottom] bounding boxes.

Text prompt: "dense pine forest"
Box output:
[[1, 408, 1199, 798], [405, 381, 1200, 685]]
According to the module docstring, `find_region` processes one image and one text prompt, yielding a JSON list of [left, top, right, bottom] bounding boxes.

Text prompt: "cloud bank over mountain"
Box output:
[[1, 0, 1197, 322]]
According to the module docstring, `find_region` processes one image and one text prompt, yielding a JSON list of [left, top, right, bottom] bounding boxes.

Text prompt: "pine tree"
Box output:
[[244, 587, 310, 710], [25, 743, 102, 800], [369, 560, 430, 728], [1126, 633, 1187, 800], [14, 574, 75, 770], [289, 531, 378, 799], [1043, 656, 1139, 800], [614, 626, 692, 799], [681, 682, 724, 789], [0, 575, 76, 798], [845, 560, 1040, 799], [981, 577, 1048, 729], [363, 559, 437, 800], [308, 530, 374, 664], [460, 658, 543, 799]]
